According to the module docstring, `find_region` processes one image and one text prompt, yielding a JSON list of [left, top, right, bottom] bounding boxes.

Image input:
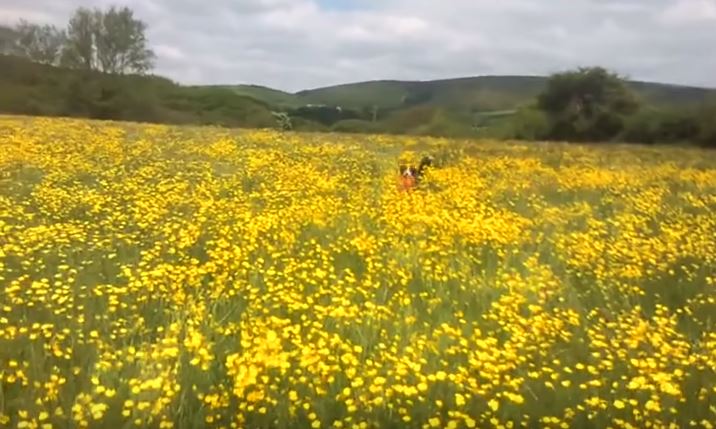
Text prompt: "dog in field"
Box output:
[[399, 156, 433, 191]]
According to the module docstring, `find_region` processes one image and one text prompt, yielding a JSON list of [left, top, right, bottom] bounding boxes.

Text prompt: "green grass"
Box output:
[[297, 81, 413, 110], [225, 84, 302, 109]]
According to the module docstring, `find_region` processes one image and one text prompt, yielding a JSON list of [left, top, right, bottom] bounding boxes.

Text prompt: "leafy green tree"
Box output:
[[94, 6, 155, 74], [11, 20, 65, 65], [538, 67, 639, 141], [61, 6, 155, 74], [61, 7, 97, 70]]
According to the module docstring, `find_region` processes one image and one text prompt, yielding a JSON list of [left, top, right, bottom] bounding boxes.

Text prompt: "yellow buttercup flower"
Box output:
[[0, 115, 714, 429]]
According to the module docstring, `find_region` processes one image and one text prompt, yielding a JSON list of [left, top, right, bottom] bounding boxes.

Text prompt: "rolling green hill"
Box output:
[[291, 76, 715, 112], [224, 77, 715, 139], [1, 53, 714, 143], [223, 84, 301, 109], [297, 81, 413, 109], [234, 76, 713, 139]]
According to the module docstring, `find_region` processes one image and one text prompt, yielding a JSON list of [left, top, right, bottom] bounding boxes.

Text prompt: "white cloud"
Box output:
[[153, 44, 185, 61], [660, 0, 716, 24], [388, 16, 429, 37], [0, 0, 715, 90]]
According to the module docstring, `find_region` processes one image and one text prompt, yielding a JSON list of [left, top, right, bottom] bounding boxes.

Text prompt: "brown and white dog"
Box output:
[[399, 156, 433, 191]]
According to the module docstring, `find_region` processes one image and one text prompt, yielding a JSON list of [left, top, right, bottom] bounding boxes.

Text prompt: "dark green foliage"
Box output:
[[379, 106, 474, 138], [416, 109, 475, 138], [471, 110, 520, 139], [402, 88, 433, 106], [380, 105, 438, 134], [696, 102, 716, 148], [538, 68, 637, 114], [64, 74, 156, 120], [290, 117, 329, 132], [331, 119, 380, 134], [0, 55, 276, 129], [537, 67, 639, 142], [288, 105, 363, 126], [165, 86, 276, 128], [618, 102, 716, 147], [509, 108, 550, 141], [620, 109, 662, 144], [627, 110, 700, 143]]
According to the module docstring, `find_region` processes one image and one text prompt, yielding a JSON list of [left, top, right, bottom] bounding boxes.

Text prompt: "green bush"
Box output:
[[697, 103, 716, 148], [417, 109, 474, 138], [0, 54, 278, 129], [291, 117, 329, 132], [331, 119, 379, 134], [621, 108, 700, 145], [380, 105, 437, 134], [510, 108, 550, 140]]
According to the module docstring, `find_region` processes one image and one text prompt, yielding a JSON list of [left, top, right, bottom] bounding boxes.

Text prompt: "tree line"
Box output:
[[1, 6, 154, 74], [511, 67, 716, 147]]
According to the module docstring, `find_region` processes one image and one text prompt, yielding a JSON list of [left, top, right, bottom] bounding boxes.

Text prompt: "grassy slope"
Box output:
[[0, 55, 277, 128], [627, 80, 716, 107], [296, 81, 413, 109], [295, 76, 716, 111], [225, 84, 301, 108], [292, 76, 715, 138]]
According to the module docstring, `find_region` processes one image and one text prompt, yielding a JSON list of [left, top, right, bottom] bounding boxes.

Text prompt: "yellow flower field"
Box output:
[[1, 115, 715, 429]]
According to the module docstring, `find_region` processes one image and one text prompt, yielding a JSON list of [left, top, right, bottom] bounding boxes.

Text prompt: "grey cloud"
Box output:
[[0, 0, 714, 90]]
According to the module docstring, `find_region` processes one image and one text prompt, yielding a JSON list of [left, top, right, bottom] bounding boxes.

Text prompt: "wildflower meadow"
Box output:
[[1, 115, 715, 429]]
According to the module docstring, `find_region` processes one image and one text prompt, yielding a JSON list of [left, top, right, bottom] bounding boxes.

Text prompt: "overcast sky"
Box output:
[[1, 0, 715, 91]]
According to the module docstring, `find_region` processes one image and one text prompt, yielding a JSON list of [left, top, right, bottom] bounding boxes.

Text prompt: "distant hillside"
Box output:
[[626, 80, 715, 108], [224, 84, 300, 108], [2, 53, 714, 143], [291, 76, 715, 112], [225, 75, 716, 140], [224, 76, 716, 137]]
